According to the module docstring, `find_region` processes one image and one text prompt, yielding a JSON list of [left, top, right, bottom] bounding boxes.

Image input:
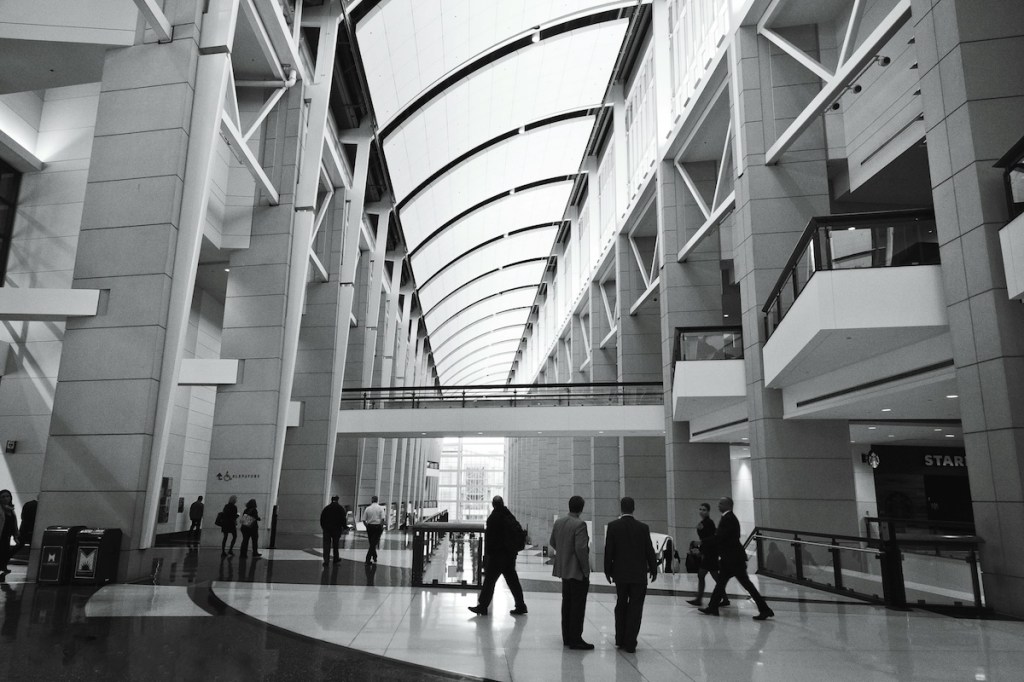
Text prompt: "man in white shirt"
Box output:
[[362, 496, 386, 564]]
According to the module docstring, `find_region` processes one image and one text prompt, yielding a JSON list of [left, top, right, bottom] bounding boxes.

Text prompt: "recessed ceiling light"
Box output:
[[945, 434, 955, 438], [224, 268, 230, 272], [847, 226, 856, 231], [868, 426, 877, 430], [723, 314, 729, 318], [934, 428, 943, 432], [887, 435, 895, 438], [881, 408, 892, 412], [421, 432, 427, 435], [741, 437, 748, 440], [946, 394, 958, 399]]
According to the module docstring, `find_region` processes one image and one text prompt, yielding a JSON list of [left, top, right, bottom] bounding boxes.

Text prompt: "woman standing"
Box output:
[[686, 502, 728, 607], [0, 490, 21, 576], [220, 495, 239, 557], [239, 499, 262, 559]]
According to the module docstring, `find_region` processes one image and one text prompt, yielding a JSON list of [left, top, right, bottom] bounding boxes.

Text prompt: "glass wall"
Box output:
[[439, 437, 506, 522]]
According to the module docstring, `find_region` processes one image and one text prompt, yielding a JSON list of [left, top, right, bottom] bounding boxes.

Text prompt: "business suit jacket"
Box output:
[[550, 513, 590, 580], [604, 515, 658, 584], [714, 511, 748, 573]]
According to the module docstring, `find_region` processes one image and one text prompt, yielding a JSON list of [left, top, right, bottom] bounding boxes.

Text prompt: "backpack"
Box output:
[[215, 511, 224, 527], [505, 513, 527, 553]]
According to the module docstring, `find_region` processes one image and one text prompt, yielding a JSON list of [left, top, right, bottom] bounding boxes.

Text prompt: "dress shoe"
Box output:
[[721, 598, 731, 606], [569, 641, 595, 650], [698, 607, 719, 616], [622, 646, 636, 654], [752, 609, 775, 621], [509, 607, 528, 615], [253, 552, 263, 557], [686, 598, 701, 606], [467, 605, 488, 616], [333, 557, 341, 563]]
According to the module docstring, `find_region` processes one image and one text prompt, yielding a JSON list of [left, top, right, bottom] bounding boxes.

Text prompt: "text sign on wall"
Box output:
[[923, 454, 966, 468]]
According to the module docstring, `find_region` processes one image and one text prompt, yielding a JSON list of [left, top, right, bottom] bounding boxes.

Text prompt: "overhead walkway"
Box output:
[[336, 382, 665, 437]]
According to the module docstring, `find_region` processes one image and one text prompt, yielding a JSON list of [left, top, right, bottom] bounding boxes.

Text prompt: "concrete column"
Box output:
[[617, 217, 667, 533], [732, 26, 856, 534], [38, 0, 218, 569], [915, 0, 1024, 615], [657, 158, 731, 543]]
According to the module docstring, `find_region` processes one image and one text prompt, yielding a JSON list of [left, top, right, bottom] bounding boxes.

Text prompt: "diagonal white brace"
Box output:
[[133, 0, 173, 43], [221, 114, 280, 204]]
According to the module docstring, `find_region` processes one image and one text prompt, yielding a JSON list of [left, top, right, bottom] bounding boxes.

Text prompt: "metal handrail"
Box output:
[[761, 209, 937, 339]]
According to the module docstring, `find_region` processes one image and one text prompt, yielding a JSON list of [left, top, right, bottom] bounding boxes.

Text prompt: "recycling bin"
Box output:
[[71, 528, 123, 586], [37, 526, 86, 585]]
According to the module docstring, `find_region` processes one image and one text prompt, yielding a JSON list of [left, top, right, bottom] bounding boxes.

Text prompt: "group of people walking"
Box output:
[[216, 495, 263, 558], [466, 493, 774, 654]]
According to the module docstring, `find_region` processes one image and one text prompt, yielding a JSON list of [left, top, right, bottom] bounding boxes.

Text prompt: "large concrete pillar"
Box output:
[[732, 25, 857, 534], [657, 157, 732, 545], [38, 0, 222, 571], [915, 0, 1024, 615]]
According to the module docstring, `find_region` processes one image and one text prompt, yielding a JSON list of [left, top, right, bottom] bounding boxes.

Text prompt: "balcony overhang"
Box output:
[[672, 359, 746, 421], [999, 212, 1024, 301], [763, 266, 948, 388]]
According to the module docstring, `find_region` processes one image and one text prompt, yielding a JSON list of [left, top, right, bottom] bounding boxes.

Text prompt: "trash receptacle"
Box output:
[[72, 528, 123, 586], [37, 526, 86, 585]]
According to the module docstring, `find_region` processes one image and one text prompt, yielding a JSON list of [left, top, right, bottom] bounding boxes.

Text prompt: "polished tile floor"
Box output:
[[1, 532, 1020, 681]]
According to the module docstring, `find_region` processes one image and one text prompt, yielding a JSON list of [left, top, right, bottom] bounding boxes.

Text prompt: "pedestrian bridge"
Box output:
[[335, 382, 665, 437]]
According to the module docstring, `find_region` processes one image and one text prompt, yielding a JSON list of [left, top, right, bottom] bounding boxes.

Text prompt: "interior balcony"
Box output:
[[762, 210, 946, 392], [671, 327, 748, 441]]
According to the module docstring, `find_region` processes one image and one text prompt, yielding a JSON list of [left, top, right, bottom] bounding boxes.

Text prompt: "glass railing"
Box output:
[[340, 382, 664, 409], [762, 209, 938, 339], [411, 520, 485, 589], [750, 522, 985, 613], [996, 132, 1024, 218], [676, 327, 743, 361]]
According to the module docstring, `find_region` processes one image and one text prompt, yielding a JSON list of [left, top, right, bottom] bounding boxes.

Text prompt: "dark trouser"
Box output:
[[221, 528, 236, 553], [323, 531, 341, 562], [708, 566, 770, 612], [560, 577, 589, 645], [614, 581, 648, 648], [189, 521, 201, 539], [477, 553, 526, 611], [240, 527, 258, 556], [0, 532, 18, 570], [365, 524, 383, 562], [695, 566, 721, 600]]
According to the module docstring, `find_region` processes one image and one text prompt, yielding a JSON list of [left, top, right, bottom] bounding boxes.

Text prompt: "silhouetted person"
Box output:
[[239, 499, 262, 558], [362, 496, 386, 564], [550, 495, 592, 649], [604, 496, 658, 653], [220, 495, 239, 557], [699, 497, 774, 620], [687, 502, 727, 607], [188, 496, 204, 543], [18, 500, 36, 548], [0, 490, 20, 576], [320, 496, 346, 566], [468, 496, 527, 616]]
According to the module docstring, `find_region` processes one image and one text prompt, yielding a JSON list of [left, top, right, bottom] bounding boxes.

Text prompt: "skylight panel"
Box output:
[[398, 118, 593, 248], [423, 262, 545, 325], [427, 290, 535, 349], [429, 308, 532, 355], [383, 21, 627, 201], [357, 0, 621, 126]]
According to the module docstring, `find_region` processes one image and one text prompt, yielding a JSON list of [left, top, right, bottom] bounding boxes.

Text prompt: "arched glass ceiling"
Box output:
[[430, 309, 532, 357], [383, 21, 626, 200], [354, 1, 632, 384], [398, 117, 593, 248], [410, 181, 572, 277], [423, 262, 546, 331], [449, 360, 518, 386], [418, 227, 556, 312], [437, 340, 522, 378], [357, 0, 627, 127], [428, 290, 535, 349], [433, 325, 524, 366]]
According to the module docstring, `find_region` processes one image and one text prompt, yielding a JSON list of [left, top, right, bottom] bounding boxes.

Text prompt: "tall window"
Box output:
[[439, 437, 505, 522], [0, 159, 20, 285]]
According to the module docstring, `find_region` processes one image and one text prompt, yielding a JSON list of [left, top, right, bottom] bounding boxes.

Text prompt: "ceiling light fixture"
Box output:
[[945, 434, 955, 438], [881, 408, 892, 412], [946, 394, 958, 399], [868, 426, 877, 430]]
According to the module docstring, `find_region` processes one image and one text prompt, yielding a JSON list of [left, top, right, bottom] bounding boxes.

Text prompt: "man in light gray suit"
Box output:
[[550, 495, 593, 650]]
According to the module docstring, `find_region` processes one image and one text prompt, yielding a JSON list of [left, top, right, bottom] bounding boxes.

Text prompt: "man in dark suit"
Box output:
[[699, 496, 775, 620], [320, 495, 346, 566], [468, 496, 528, 616], [603, 497, 658, 653], [550, 495, 593, 650]]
